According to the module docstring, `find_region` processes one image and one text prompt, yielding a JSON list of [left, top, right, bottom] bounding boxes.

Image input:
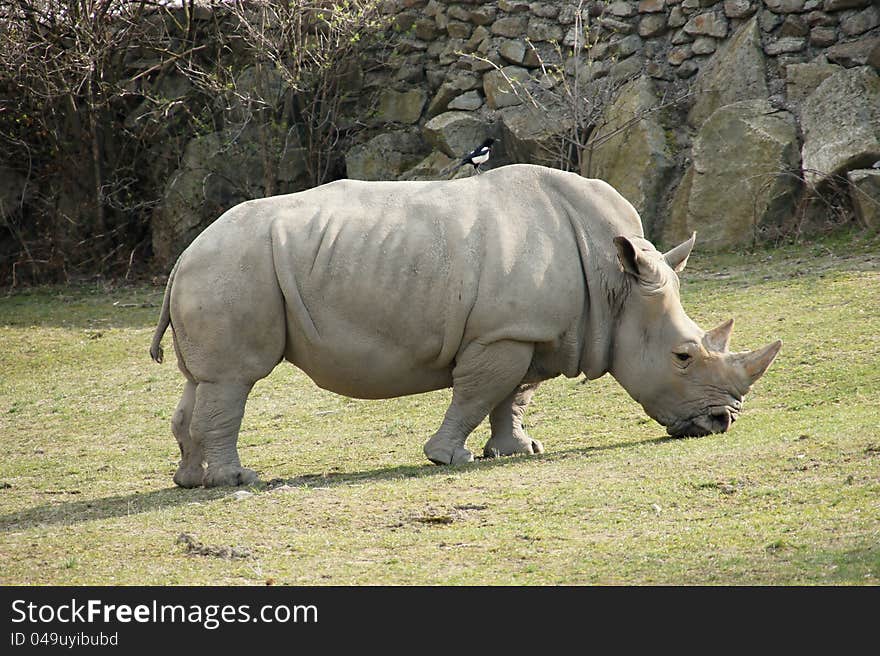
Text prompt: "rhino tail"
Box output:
[[149, 259, 180, 364]]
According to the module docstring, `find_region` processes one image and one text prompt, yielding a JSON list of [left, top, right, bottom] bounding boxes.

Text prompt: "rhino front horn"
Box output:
[[737, 339, 783, 386]]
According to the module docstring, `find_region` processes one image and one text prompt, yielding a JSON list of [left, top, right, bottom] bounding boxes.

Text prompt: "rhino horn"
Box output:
[[704, 318, 734, 353], [663, 231, 696, 273], [735, 339, 783, 387]]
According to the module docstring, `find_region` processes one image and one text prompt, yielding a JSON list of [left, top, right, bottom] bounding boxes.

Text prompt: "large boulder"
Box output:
[[666, 99, 801, 249], [687, 16, 769, 128], [152, 124, 309, 267], [425, 72, 482, 118], [801, 66, 880, 187], [784, 61, 844, 106], [483, 66, 531, 109], [498, 105, 564, 167], [371, 88, 428, 125], [423, 112, 493, 159], [583, 76, 675, 238], [345, 129, 429, 181], [848, 169, 880, 229]]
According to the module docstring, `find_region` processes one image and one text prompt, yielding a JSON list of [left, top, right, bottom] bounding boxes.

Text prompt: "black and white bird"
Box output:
[[459, 137, 495, 173]]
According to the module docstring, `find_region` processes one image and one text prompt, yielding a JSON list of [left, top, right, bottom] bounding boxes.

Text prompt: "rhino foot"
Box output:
[[424, 439, 474, 466], [173, 465, 206, 489], [483, 433, 544, 458], [203, 465, 260, 488]]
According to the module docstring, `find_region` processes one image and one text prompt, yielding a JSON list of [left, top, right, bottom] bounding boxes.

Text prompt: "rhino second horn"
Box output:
[[663, 231, 696, 273], [705, 318, 734, 353], [737, 339, 783, 386]]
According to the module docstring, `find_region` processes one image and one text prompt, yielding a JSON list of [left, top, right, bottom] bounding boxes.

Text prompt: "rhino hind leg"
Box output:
[[189, 381, 259, 488], [484, 382, 544, 458], [171, 380, 205, 488], [424, 340, 533, 465]]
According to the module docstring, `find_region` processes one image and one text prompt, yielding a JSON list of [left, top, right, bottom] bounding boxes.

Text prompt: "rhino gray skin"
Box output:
[[150, 164, 781, 488]]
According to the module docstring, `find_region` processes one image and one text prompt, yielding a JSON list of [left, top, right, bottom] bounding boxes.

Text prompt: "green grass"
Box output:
[[1, 233, 879, 585]]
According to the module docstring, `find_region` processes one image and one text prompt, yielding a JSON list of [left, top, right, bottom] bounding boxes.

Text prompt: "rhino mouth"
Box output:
[[667, 404, 740, 438]]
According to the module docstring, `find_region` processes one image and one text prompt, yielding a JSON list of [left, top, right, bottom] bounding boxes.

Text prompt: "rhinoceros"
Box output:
[[150, 164, 781, 488]]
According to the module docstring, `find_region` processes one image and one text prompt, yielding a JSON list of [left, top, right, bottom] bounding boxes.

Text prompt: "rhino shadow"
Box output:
[[0, 435, 677, 532]]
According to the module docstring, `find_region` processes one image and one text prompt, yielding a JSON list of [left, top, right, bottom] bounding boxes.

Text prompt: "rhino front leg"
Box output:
[[190, 381, 259, 487], [484, 382, 544, 458], [171, 380, 205, 488], [424, 340, 533, 465]]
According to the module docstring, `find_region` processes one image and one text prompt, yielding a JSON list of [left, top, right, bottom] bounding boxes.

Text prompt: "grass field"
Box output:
[[1, 233, 878, 585]]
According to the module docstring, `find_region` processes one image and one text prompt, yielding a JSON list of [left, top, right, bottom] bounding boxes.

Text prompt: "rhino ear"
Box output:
[[614, 236, 659, 283], [663, 232, 696, 273]]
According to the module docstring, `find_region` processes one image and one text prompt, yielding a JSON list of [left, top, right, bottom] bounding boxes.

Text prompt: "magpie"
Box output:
[[457, 138, 495, 174]]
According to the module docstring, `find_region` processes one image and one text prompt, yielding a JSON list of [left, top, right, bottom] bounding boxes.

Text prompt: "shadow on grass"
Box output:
[[0, 434, 679, 532]]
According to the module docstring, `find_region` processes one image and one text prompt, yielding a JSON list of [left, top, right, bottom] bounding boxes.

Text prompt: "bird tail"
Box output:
[[438, 160, 464, 177]]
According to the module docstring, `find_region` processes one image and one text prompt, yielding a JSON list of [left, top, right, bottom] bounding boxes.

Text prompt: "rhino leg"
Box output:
[[484, 382, 544, 458], [189, 381, 259, 487], [424, 340, 533, 465], [171, 380, 204, 488]]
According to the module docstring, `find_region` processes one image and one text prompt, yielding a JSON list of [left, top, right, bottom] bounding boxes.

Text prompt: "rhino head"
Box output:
[[609, 232, 782, 438]]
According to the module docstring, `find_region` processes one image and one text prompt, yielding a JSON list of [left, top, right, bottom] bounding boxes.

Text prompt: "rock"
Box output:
[[672, 28, 695, 43], [669, 6, 687, 27], [667, 99, 801, 249], [617, 34, 645, 57], [530, 3, 560, 19], [822, 0, 870, 10], [608, 1, 637, 17], [765, 37, 808, 55], [669, 44, 695, 64], [824, 36, 880, 68], [801, 66, 880, 186], [499, 103, 568, 166], [498, 0, 531, 11], [805, 10, 836, 26], [779, 15, 810, 37], [759, 10, 784, 32], [447, 5, 470, 21], [848, 169, 880, 228], [483, 66, 531, 108], [840, 6, 880, 37], [499, 39, 527, 64], [785, 61, 843, 103], [763, 0, 806, 12], [639, 0, 668, 13], [723, 0, 756, 18], [469, 7, 497, 25], [688, 16, 768, 127], [400, 150, 460, 181], [491, 16, 529, 37], [599, 17, 636, 34], [426, 73, 481, 117], [684, 11, 729, 37], [446, 20, 473, 39], [527, 18, 564, 41], [229, 490, 254, 501], [692, 36, 718, 54], [153, 125, 309, 267], [583, 76, 675, 238], [448, 90, 484, 110], [422, 111, 492, 158], [809, 26, 838, 47], [345, 129, 428, 180], [611, 55, 646, 81], [414, 18, 439, 40], [372, 88, 428, 124], [639, 14, 669, 37]]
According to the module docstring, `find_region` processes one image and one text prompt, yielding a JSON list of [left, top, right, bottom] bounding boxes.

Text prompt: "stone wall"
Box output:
[[148, 0, 880, 264], [341, 0, 880, 249]]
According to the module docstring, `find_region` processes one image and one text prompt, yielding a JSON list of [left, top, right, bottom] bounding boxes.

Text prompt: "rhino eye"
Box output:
[[674, 352, 692, 363]]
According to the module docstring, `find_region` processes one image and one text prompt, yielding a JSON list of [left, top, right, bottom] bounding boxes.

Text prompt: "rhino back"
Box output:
[[265, 167, 603, 397]]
